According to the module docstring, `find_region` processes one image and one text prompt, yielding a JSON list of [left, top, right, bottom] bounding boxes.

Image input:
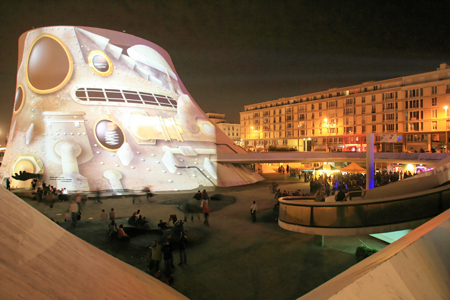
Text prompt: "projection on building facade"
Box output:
[[1, 26, 261, 192]]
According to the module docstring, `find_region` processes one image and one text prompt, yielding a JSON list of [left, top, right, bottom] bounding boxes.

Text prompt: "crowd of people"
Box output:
[[275, 163, 421, 187], [271, 168, 422, 207]]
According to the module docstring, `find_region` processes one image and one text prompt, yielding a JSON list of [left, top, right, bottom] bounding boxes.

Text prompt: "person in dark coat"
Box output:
[[162, 240, 174, 277], [193, 190, 202, 200]]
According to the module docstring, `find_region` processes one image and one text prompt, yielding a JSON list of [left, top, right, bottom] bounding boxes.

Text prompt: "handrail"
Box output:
[[215, 143, 240, 154], [278, 184, 450, 233]]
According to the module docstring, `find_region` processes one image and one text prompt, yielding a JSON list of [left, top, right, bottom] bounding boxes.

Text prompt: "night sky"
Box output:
[[0, 1, 449, 143]]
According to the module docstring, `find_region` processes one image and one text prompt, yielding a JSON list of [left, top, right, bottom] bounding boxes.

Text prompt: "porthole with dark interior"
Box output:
[[26, 33, 73, 94], [88, 51, 113, 76], [14, 85, 25, 114], [94, 119, 125, 151]]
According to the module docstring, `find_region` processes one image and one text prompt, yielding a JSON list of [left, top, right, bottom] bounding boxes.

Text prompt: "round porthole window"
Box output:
[[14, 85, 25, 114], [26, 33, 73, 94], [88, 51, 113, 76], [94, 119, 125, 151]]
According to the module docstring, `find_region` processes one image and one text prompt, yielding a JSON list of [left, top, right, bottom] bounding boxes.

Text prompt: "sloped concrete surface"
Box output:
[[299, 209, 450, 300], [0, 186, 187, 300]]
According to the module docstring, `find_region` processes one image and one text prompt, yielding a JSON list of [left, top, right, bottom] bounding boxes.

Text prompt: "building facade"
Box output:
[[205, 112, 241, 144], [240, 63, 450, 153], [216, 122, 241, 144], [206, 112, 227, 124]]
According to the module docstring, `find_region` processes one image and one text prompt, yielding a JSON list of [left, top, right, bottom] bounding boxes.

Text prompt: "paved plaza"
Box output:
[[21, 174, 387, 300]]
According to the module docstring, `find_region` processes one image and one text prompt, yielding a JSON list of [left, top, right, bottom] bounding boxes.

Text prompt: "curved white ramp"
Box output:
[[299, 209, 450, 300]]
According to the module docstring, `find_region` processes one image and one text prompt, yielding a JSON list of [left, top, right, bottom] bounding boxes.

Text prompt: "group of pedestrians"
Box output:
[[148, 230, 189, 284], [193, 190, 210, 226]]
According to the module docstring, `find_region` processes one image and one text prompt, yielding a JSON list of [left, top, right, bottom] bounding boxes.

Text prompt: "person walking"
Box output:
[[145, 186, 153, 202], [250, 201, 257, 222], [95, 190, 103, 203], [108, 220, 116, 237], [109, 208, 116, 222]]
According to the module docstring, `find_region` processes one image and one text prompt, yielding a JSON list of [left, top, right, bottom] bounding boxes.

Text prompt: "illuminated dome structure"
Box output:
[[1, 26, 263, 192]]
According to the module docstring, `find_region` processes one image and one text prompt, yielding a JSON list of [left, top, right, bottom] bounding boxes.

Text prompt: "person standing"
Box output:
[[36, 187, 43, 202], [250, 201, 257, 222], [201, 198, 210, 226], [193, 190, 202, 200], [201, 189, 209, 201], [69, 200, 79, 226], [178, 231, 188, 266], [149, 240, 162, 273], [100, 209, 109, 220], [162, 240, 174, 277], [31, 179, 37, 192], [109, 208, 116, 222], [5, 178, 10, 191], [61, 188, 68, 201]]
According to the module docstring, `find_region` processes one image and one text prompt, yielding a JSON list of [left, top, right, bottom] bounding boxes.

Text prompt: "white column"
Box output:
[[54, 140, 90, 191], [55, 140, 82, 176], [103, 170, 124, 191], [366, 134, 375, 189]]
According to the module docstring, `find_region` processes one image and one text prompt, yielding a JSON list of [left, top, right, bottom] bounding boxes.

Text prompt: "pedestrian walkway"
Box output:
[[17, 174, 388, 300]]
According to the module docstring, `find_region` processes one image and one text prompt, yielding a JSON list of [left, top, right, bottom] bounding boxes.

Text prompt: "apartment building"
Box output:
[[206, 112, 227, 124], [216, 122, 241, 144], [206, 112, 241, 144], [240, 63, 450, 153]]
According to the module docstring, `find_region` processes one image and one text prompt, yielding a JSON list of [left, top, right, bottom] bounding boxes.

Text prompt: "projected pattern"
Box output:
[[1, 26, 222, 192]]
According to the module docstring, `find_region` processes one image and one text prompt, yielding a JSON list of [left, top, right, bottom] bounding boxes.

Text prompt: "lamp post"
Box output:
[[445, 106, 448, 153]]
